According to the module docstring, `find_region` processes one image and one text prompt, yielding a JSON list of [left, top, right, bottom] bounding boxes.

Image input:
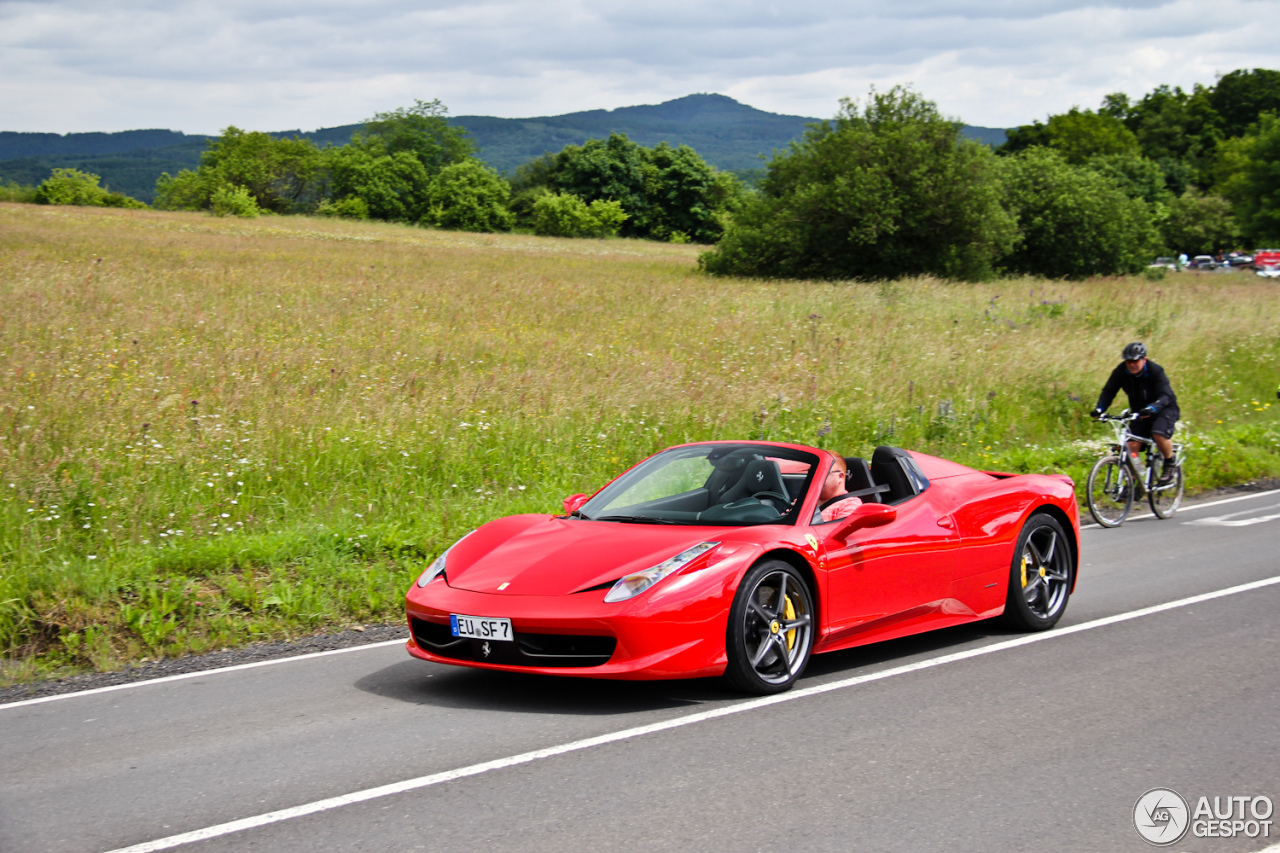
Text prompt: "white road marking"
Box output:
[[1185, 501, 1280, 527], [0, 640, 407, 711], [102, 574, 1280, 853]]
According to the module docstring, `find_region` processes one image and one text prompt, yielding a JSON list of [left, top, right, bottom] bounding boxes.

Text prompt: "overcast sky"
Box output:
[[3, 0, 1279, 135]]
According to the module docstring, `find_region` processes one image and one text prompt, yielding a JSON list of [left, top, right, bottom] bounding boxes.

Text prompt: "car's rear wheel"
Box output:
[[1086, 455, 1133, 528], [1002, 513, 1073, 631], [724, 560, 814, 694]]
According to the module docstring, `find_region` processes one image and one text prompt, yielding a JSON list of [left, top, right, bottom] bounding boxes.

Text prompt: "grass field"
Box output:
[[2, 202, 1278, 683]]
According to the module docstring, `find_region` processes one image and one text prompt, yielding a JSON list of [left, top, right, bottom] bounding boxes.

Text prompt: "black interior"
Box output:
[[843, 457, 891, 504], [719, 458, 787, 504], [868, 446, 930, 504]]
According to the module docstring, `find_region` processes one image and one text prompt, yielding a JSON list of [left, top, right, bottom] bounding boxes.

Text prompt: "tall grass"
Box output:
[[2, 202, 1278, 682]]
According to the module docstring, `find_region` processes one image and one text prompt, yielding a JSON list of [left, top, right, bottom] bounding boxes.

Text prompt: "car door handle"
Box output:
[[937, 515, 954, 529]]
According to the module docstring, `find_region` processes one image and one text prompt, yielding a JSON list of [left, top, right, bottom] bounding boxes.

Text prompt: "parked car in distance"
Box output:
[[1148, 257, 1180, 271], [1190, 255, 1218, 269], [1253, 248, 1280, 269]]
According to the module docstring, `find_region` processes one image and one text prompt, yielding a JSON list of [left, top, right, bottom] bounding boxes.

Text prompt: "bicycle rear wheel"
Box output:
[[1087, 455, 1133, 527], [1149, 465, 1185, 518]]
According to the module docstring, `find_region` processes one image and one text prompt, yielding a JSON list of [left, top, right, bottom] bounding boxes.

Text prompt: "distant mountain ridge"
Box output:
[[0, 94, 1007, 202]]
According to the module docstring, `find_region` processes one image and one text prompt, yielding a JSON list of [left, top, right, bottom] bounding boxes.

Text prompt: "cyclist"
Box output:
[[1091, 342, 1180, 485]]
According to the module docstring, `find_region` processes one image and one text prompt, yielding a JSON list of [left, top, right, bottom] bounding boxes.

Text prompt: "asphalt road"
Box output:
[[2, 490, 1279, 853]]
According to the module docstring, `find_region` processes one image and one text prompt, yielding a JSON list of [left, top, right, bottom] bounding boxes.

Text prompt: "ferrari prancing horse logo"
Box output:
[[481, 642, 491, 657]]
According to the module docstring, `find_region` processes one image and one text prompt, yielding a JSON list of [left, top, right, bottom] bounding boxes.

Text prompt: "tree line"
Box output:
[[11, 69, 1280, 280], [151, 100, 746, 243], [702, 70, 1280, 281]]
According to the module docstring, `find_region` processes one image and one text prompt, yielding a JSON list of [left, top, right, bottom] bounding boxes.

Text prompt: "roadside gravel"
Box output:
[[3, 478, 1277, 707]]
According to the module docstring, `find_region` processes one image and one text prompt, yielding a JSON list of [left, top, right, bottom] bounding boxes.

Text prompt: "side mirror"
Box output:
[[827, 503, 896, 542], [563, 493, 590, 515]]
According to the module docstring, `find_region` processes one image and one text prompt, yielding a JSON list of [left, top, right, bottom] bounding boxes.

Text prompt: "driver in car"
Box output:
[[817, 456, 862, 521]]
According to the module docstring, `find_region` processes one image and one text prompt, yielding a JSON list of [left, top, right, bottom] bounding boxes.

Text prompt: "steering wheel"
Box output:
[[752, 491, 791, 513]]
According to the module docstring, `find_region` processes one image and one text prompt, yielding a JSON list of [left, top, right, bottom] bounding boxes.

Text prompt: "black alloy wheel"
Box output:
[[724, 560, 815, 694], [1002, 513, 1074, 631]]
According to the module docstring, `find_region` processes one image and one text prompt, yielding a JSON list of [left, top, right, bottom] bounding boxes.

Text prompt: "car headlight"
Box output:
[[416, 531, 474, 587], [604, 542, 720, 602]]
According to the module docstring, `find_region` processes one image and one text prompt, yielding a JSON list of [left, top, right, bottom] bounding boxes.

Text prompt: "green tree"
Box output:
[[1162, 190, 1241, 255], [1207, 69, 1280, 139], [1219, 113, 1280, 243], [153, 127, 326, 213], [360, 99, 475, 175], [522, 133, 740, 242], [700, 86, 1016, 281], [326, 142, 432, 223], [154, 169, 212, 211], [643, 142, 742, 242], [1001, 108, 1141, 164], [324, 100, 483, 226], [549, 133, 653, 237], [1085, 153, 1174, 208], [1104, 85, 1222, 190], [998, 147, 1159, 278], [199, 127, 326, 213], [424, 159, 515, 232]]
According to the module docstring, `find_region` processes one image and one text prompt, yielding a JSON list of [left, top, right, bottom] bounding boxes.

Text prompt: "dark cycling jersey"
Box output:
[[1095, 360, 1178, 415]]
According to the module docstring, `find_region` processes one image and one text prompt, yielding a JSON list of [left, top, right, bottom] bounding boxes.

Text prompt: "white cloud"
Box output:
[[1, 0, 1278, 133]]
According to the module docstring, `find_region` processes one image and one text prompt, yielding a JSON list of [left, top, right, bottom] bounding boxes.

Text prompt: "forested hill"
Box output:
[[455, 94, 1004, 171], [0, 93, 1007, 201]]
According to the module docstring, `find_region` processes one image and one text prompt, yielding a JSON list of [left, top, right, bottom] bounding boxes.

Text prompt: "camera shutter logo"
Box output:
[[1134, 788, 1190, 845]]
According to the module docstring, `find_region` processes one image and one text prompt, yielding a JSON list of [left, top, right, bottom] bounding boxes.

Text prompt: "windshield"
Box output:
[[579, 443, 819, 526]]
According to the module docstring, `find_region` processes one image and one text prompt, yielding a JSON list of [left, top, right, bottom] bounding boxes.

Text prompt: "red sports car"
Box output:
[[405, 441, 1079, 694]]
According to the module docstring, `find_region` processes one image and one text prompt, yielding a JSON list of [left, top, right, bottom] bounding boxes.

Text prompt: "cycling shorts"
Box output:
[[1131, 407, 1179, 440]]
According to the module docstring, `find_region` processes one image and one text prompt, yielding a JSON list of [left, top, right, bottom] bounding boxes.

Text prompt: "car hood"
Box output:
[[446, 515, 739, 596]]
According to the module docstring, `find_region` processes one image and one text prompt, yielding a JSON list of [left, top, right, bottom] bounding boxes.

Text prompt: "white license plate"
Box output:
[[450, 614, 513, 641]]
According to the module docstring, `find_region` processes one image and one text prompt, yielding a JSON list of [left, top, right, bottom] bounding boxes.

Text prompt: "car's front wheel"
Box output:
[[1003, 513, 1074, 631], [724, 560, 815, 694]]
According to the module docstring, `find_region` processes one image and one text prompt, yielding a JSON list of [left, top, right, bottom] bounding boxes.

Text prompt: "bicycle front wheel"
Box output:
[[1149, 465, 1185, 519], [1087, 455, 1133, 527]]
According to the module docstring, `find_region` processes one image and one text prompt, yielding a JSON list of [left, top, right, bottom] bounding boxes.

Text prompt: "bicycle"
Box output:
[[1085, 411, 1186, 527]]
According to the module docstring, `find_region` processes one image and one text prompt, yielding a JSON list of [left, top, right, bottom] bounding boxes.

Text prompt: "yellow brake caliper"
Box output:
[[783, 596, 797, 650], [1021, 554, 1029, 588]]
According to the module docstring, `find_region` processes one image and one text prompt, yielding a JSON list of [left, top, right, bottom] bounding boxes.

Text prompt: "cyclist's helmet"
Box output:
[[1122, 342, 1147, 361]]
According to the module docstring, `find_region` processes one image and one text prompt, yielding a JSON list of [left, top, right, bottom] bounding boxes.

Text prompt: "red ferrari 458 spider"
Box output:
[[405, 441, 1079, 694]]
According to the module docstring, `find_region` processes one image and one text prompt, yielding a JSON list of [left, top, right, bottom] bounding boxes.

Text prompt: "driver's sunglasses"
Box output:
[[1125, 359, 1142, 365]]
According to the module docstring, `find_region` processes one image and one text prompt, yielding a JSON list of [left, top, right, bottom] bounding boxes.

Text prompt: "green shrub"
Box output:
[[532, 192, 627, 238], [210, 183, 261, 218], [34, 168, 147, 209], [424, 160, 515, 232], [0, 181, 38, 203], [315, 196, 371, 219]]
